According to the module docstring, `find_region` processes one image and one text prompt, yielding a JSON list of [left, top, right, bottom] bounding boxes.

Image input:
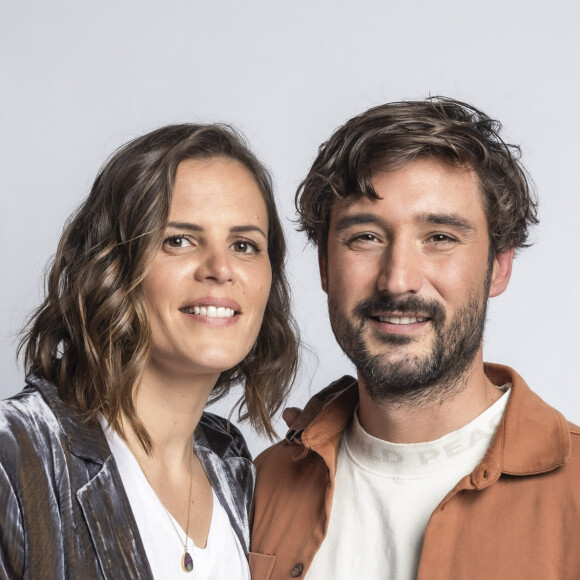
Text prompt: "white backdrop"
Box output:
[[1, 0, 579, 456]]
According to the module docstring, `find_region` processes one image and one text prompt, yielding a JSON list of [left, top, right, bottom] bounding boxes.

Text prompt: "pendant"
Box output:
[[181, 551, 194, 573]]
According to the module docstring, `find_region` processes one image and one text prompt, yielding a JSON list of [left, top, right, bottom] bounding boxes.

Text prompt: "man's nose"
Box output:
[[376, 239, 422, 296]]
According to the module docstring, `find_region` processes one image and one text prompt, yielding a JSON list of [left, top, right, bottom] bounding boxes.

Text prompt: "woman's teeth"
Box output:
[[182, 306, 235, 318]]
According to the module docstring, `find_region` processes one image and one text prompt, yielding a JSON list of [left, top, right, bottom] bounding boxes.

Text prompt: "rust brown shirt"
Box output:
[[250, 364, 580, 580]]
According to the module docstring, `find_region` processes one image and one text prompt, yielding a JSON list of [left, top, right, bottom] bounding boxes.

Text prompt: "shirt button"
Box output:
[[291, 563, 304, 577]]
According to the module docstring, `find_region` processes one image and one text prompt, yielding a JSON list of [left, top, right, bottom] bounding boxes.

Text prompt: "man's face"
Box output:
[[321, 157, 513, 403]]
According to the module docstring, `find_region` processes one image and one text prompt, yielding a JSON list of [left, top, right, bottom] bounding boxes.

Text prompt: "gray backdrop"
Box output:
[[2, 0, 579, 456]]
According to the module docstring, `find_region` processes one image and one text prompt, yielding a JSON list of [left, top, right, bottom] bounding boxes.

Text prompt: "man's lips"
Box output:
[[355, 295, 444, 326], [179, 296, 241, 319], [368, 313, 431, 335], [372, 314, 430, 325], [355, 297, 444, 336]]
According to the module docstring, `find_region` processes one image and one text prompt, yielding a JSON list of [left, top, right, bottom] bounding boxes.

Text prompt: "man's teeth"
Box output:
[[182, 306, 235, 318], [377, 316, 427, 324]]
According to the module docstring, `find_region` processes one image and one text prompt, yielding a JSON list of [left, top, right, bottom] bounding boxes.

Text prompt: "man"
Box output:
[[249, 98, 580, 579]]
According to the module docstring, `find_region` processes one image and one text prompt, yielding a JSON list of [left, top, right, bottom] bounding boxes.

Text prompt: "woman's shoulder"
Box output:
[[0, 375, 104, 463], [197, 412, 252, 462], [0, 375, 110, 489], [0, 379, 58, 436], [0, 378, 67, 483]]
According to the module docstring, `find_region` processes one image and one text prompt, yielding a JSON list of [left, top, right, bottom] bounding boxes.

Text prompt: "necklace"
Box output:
[[128, 437, 195, 573]]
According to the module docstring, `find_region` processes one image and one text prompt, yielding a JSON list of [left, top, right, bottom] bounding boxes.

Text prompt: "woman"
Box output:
[[0, 124, 298, 578]]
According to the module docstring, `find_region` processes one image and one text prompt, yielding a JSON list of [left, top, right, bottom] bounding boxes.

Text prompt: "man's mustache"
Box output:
[[353, 295, 446, 324]]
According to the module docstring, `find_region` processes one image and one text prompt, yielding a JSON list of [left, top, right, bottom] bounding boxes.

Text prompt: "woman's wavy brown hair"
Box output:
[[19, 124, 299, 449], [297, 97, 538, 257]]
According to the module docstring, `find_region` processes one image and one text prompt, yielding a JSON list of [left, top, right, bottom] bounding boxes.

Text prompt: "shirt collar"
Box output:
[[288, 364, 571, 480], [479, 363, 570, 478]]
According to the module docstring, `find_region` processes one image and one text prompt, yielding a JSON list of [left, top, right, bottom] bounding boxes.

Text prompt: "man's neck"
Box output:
[[357, 358, 502, 444]]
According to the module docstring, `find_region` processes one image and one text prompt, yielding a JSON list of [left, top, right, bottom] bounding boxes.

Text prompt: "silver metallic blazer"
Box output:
[[0, 375, 255, 579]]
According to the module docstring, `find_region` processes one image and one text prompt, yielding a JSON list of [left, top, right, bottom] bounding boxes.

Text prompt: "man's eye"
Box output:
[[428, 234, 456, 244], [347, 232, 380, 246]]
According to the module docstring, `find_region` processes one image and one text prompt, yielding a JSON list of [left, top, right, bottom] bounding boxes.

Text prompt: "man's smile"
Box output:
[[374, 315, 430, 324]]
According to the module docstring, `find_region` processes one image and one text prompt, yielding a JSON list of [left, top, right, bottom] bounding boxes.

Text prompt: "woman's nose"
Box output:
[[194, 246, 235, 284]]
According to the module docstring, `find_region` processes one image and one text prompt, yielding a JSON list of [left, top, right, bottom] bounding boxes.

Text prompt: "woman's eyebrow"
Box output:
[[166, 221, 203, 232], [167, 221, 267, 239], [230, 225, 268, 239]]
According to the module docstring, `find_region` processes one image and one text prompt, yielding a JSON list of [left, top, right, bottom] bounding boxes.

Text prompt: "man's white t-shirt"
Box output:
[[100, 417, 250, 580], [305, 387, 511, 580]]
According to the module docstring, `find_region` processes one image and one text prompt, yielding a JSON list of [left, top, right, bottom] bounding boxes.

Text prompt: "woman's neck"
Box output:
[[118, 363, 217, 546], [127, 363, 220, 462]]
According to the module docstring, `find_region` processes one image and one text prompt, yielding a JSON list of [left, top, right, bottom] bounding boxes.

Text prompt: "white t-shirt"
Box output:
[[305, 387, 511, 580], [100, 417, 250, 580]]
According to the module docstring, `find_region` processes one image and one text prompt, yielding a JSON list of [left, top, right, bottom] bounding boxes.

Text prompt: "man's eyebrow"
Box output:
[[420, 213, 476, 232], [333, 212, 477, 234], [334, 213, 384, 232], [166, 222, 267, 238]]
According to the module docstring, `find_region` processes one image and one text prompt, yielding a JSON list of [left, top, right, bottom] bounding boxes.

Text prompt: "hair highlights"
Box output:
[[20, 124, 299, 449]]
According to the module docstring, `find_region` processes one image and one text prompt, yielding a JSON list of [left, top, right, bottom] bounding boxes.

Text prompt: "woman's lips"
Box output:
[[179, 296, 242, 327], [181, 305, 235, 318]]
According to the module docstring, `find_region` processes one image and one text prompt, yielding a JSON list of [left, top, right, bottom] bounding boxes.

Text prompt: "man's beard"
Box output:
[[328, 286, 489, 406]]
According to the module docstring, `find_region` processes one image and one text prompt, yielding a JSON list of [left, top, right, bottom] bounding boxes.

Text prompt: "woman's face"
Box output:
[[142, 157, 272, 381]]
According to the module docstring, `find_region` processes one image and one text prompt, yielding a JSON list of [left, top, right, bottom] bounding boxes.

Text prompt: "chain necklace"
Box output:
[[128, 437, 195, 573]]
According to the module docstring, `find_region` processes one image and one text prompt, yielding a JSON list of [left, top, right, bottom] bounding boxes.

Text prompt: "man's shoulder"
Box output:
[[253, 439, 291, 471], [254, 375, 358, 472], [567, 420, 580, 463], [491, 363, 580, 478], [251, 377, 359, 566]]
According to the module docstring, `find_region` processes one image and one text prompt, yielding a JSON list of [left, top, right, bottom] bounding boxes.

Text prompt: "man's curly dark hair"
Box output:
[[296, 97, 538, 257]]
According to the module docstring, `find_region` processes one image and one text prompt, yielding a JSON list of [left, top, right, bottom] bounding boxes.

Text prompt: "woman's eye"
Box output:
[[231, 240, 259, 254], [163, 235, 191, 249]]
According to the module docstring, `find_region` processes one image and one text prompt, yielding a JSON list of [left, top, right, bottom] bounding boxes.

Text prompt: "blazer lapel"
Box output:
[[28, 376, 153, 578], [77, 457, 154, 580], [195, 445, 253, 555]]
